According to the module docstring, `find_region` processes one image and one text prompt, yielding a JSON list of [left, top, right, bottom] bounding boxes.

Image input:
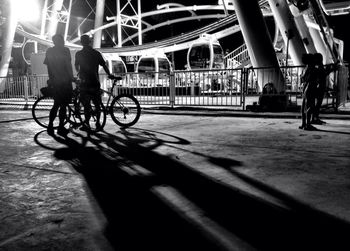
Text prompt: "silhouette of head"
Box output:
[[314, 53, 323, 65], [80, 35, 91, 47], [52, 34, 65, 47], [302, 53, 314, 65]]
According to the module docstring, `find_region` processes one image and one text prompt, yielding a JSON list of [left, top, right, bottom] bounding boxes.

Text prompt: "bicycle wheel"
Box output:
[[109, 93, 141, 128], [32, 96, 70, 128], [66, 100, 83, 129], [77, 97, 107, 132]]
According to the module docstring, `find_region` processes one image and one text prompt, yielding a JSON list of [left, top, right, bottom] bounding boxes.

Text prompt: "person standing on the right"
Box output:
[[299, 53, 318, 130], [74, 35, 113, 130], [311, 53, 338, 125]]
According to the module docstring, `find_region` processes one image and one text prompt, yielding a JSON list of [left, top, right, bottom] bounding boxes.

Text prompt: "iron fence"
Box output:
[[1, 65, 347, 111]]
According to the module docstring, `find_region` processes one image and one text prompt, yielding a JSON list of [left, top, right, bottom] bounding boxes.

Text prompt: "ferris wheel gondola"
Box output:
[[187, 34, 225, 70], [99, 52, 127, 87], [136, 50, 172, 86]]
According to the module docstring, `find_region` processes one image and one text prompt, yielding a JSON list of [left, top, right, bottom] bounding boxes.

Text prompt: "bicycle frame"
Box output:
[[100, 79, 120, 111]]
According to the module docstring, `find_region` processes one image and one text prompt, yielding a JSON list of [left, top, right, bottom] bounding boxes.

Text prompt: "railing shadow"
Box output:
[[315, 128, 350, 135], [49, 128, 350, 251]]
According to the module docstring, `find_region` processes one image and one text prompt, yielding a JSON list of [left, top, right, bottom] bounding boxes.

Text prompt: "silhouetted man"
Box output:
[[299, 53, 318, 130], [312, 53, 338, 125], [44, 34, 73, 137], [74, 34, 112, 130]]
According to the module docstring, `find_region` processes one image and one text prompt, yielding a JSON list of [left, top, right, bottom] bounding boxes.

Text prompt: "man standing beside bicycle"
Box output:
[[74, 34, 113, 131], [44, 34, 74, 137]]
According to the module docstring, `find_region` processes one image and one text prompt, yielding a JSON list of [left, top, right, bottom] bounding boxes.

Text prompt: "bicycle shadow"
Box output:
[[52, 128, 350, 251]]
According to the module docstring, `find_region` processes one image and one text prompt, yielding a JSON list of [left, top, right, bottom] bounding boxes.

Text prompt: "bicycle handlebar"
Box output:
[[72, 75, 122, 83]]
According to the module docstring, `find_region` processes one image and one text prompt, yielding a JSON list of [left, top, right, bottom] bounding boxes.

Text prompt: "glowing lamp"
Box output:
[[12, 0, 40, 22]]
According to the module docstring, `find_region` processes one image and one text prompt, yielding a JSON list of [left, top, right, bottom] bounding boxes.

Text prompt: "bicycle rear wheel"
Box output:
[[66, 100, 83, 129], [32, 96, 70, 128], [77, 98, 107, 132], [109, 93, 141, 128]]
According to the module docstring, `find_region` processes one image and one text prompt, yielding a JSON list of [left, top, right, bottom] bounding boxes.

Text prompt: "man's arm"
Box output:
[[97, 52, 112, 77], [64, 48, 73, 80], [102, 63, 111, 76]]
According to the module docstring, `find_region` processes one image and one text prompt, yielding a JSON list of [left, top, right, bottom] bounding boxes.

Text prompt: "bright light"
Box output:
[[12, 0, 40, 22]]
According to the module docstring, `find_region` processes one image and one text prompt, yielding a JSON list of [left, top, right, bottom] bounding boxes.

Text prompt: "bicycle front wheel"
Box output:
[[32, 96, 70, 128], [109, 93, 141, 128]]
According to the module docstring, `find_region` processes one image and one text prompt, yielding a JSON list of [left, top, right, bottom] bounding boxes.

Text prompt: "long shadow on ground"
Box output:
[[54, 128, 350, 251]]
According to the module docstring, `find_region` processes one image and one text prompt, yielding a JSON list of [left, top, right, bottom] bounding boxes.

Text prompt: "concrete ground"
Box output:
[[1, 109, 350, 251]]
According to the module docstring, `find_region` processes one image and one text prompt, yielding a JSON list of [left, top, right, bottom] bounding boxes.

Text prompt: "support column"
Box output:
[[0, 0, 17, 81], [93, 0, 105, 48], [267, 0, 307, 66], [63, 0, 73, 41], [305, 14, 330, 64], [309, 27, 332, 64], [47, 0, 64, 37], [294, 14, 317, 54], [231, 0, 284, 93], [137, 0, 142, 45], [116, 0, 122, 47], [40, 0, 48, 36]]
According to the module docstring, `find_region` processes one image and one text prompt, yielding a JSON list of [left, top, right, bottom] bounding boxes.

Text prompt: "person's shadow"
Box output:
[[50, 130, 227, 251], [48, 128, 350, 251]]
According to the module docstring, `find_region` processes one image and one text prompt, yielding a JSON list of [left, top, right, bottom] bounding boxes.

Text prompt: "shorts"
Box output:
[[53, 84, 72, 105], [80, 88, 101, 106]]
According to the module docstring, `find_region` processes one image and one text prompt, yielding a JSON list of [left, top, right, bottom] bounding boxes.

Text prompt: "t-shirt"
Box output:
[[43, 46, 73, 87], [75, 46, 106, 89]]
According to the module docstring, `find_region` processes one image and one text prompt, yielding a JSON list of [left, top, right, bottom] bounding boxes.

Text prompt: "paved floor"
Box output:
[[1, 109, 350, 251]]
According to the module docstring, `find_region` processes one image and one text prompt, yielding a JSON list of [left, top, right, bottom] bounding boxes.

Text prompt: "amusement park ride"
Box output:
[[0, 0, 349, 92]]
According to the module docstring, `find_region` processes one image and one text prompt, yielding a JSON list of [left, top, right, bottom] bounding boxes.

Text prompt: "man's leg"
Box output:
[[56, 103, 69, 137], [299, 97, 306, 129], [48, 101, 59, 135], [312, 89, 326, 124], [305, 95, 316, 130], [80, 93, 91, 130], [91, 94, 102, 127], [58, 104, 67, 128]]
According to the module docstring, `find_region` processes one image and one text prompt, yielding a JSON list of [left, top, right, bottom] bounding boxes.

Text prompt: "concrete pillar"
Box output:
[[294, 14, 317, 54], [308, 27, 328, 64], [48, 0, 64, 37], [231, 0, 284, 93], [63, 0, 73, 41], [0, 0, 17, 81], [303, 15, 332, 64], [267, 0, 307, 66], [40, 0, 48, 36], [93, 0, 105, 48]]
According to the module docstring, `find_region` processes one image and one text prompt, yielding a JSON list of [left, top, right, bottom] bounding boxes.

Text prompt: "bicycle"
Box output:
[[31, 84, 95, 132], [32, 75, 141, 132]]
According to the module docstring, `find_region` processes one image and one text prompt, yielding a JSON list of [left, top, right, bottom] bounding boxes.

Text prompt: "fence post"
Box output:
[[169, 71, 175, 108], [190, 72, 196, 96], [242, 68, 248, 110], [23, 76, 29, 109]]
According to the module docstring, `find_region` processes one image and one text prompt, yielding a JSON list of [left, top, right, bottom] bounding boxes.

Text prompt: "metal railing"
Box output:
[[1, 65, 348, 111], [224, 43, 250, 69]]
